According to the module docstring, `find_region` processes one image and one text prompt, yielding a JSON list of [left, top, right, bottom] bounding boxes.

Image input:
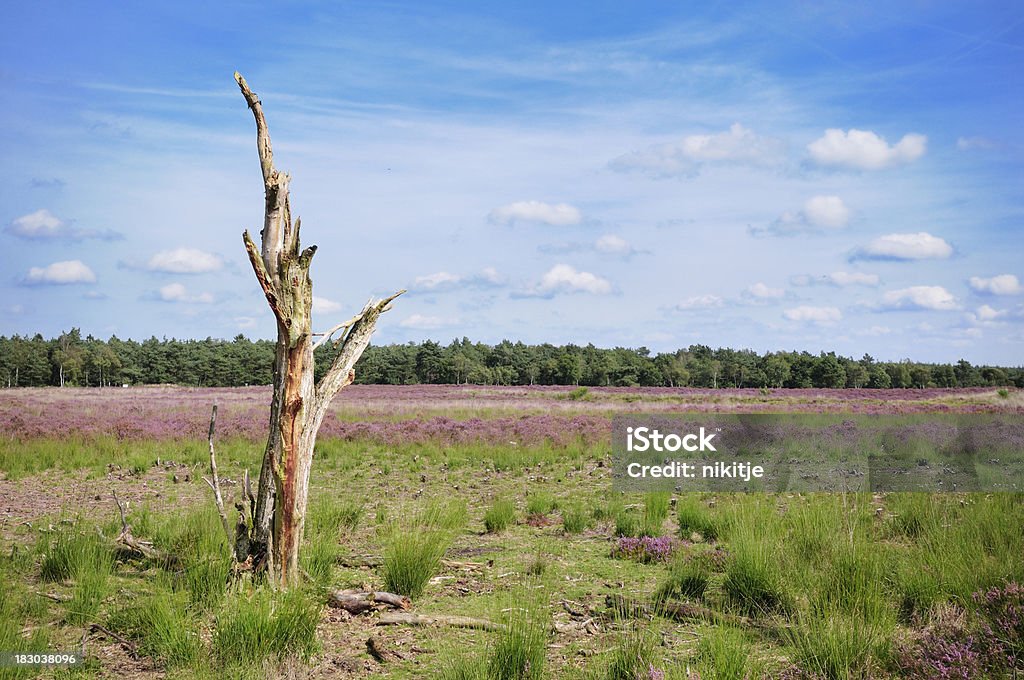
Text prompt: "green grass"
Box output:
[[212, 588, 321, 664], [525, 492, 557, 517], [600, 629, 659, 680], [561, 504, 592, 534], [654, 555, 710, 603], [694, 626, 760, 680], [675, 496, 719, 541], [484, 498, 517, 533], [488, 585, 550, 680], [109, 587, 202, 667], [723, 524, 790, 616], [380, 500, 463, 598]]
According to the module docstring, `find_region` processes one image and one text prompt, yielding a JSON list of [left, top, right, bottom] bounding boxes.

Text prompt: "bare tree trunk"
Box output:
[[233, 72, 402, 588]]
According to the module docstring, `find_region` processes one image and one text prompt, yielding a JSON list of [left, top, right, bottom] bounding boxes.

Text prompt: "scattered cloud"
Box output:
[[157, 282, 213, 304], [879, 286, 958, 311], [956, 136, 996, 151], [969, 274, 1022, 296], [6, 208, 120, 241], [971, 304, 1007, 324], [792, 271, 880, 288], [746, 282, 785, 299], [594, 234, 636, 256], [755, 195, 851, 236], [853, 232, 953, 261], [488, 200, 582, 226], [146, 247, 223, 274], [784, 305, 842, 323], [671, 294, 724, 310], [412, 267, 506, 292], [399, 313, 460, 330], [857, 325, 891, 336], [520, 264, 612, 297], [807, 128, 926, 170], [24, 260, 96, 285], [609, 123, 784, 178], [312, 296, 343, 314]]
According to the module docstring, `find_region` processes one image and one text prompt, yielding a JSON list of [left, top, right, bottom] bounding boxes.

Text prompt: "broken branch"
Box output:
[[377, 612, 504, 632], [202, 404, 234, 551]]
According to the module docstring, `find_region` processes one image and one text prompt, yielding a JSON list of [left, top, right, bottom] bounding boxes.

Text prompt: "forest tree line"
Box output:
[[1, 329, 1021, 390]]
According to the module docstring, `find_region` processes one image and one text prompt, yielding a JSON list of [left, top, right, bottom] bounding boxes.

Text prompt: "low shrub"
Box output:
[[484, 498, 516, 533], [611, 536, 676, 564]]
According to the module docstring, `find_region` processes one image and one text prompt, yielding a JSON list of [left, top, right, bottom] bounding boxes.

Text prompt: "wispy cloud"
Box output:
[[791, 271, 879, 287], [753, 195, 851, 236], [399, 313, 460, 330], [784, 305, 841, 323], [146, 248, 224, 274], [6, 209, 121, 241], [157, 283, 213, 304], [609, 123, 784, 178], [488, 200, 582, 226]]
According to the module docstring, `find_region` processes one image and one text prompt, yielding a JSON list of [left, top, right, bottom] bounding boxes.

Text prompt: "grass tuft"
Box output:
[[484, 498, 517, 533]]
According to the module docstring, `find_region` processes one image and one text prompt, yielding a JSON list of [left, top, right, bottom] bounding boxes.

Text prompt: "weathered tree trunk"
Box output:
[[233, 72, 402, 588]]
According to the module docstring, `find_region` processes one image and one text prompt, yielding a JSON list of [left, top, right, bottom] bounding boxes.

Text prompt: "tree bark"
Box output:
[[233, 72, 402, 588]]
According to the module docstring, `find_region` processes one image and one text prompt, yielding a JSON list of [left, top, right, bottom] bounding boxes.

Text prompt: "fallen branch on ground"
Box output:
[[328, 590, 411, 614], [88, 623, 138, 658], [111, 491, 175, 566], [605, 594, 787, 635], [377, 611, 504, 632]]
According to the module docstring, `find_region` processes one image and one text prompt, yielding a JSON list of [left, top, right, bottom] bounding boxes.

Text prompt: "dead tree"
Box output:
[[231, 72, 402, 587]]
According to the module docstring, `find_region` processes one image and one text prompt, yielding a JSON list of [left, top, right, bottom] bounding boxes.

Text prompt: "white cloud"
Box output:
[[594, 234, 633, 255], [399, 313, 459, 330], [609, 123, 784, 178], [147, 248, 223, 274], [829, 271, 879, 287], [9, 209, 63, 238], [158, 282, 213, 303], [24, 260, 96, 285], [412, 268, 506, 292], [880, 286, 958, 311], [672, 294, 724, 310], [525, 264, 612, 297], [969, 274, 1022, 296], [956, 136, 996, 151], [858, 325, 891, 336], [415, 271, 463, 290], [975, 304, 1006, 322], [7, 208, 120, 241], [783, 306, 842, 323], [757, 195, 851, 235], [855, 232, 953, 261], [807, 128, 926, 170], [746, 282, 785, 299], [488, 200, 582, 226], [312, 296, 343, 314], [803, 196, 851, 229]]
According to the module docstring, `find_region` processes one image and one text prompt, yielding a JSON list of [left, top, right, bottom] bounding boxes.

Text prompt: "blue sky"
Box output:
[[1, 1, 1022, 364]]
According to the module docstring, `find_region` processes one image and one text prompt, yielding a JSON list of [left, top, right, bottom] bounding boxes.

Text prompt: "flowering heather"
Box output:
[[0, 384, 1016, 443], [972, 581, 1024, 670], [611, 535, 677, 563], [895, 625, 984, 679]]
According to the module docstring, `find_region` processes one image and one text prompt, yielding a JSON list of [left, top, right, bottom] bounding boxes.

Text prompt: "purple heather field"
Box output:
[[0, 384, 1016, 445]]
